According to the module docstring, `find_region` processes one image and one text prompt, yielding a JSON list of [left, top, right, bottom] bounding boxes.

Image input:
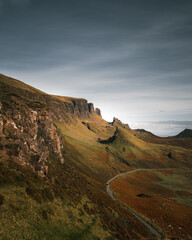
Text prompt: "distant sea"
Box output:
[[129, 121, 192, 137]]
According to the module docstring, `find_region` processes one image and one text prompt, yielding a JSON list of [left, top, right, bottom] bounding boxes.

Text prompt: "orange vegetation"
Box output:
[[111, 169, 192, 239]]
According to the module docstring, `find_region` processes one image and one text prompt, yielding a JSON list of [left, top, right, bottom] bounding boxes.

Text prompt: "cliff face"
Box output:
[[0, 101, 64, 177], [0, 74, 102, 177], [88, 103, 102, 116]]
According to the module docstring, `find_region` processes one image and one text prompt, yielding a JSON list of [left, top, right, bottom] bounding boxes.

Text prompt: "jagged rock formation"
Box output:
[[88, 103, 95, 114], [95, 108, 101, 116], [0, 101, 64, 177], [88, 103, 101, 116], [0, 74, 102, 177]]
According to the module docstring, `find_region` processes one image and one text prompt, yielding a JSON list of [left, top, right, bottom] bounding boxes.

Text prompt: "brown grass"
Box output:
[[111, 169, 192, 239], [0, 73, 46, 94]]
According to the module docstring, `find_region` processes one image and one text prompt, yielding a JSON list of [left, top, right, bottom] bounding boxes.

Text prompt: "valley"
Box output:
[[0, 74, 192, 239]]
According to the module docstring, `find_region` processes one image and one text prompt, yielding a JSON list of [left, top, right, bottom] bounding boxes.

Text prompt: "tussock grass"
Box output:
[[0, 159, 111, 240]]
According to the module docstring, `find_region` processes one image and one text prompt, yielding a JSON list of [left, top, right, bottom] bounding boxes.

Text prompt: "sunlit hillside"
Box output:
[[0, 74, 192, 239]]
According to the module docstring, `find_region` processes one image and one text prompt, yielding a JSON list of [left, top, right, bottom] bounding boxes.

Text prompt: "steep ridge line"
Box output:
[[105, 168, 182, 239]]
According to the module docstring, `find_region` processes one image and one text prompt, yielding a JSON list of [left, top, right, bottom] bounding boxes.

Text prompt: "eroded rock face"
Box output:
[[0, 77, 102, 177], [0, 117, 4, 137], [88, 104, 101, 116], [47, 98, 97, 122], [0, 101, 64, 177], [95, 108, 101, 116], [88, 103, 95, 114]]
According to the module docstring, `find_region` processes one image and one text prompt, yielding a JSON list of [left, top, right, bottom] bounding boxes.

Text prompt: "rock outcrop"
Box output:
[[88, 103, 101, 116], [88, 103, 95, 114], [0, 101, 64, 177], [0, 74, 102, 177], [95, 108, 101, 116]]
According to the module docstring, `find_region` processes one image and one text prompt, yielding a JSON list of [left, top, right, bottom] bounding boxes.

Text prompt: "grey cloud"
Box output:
[[0, 0, 31, 7], [0, 0, 192, 135]]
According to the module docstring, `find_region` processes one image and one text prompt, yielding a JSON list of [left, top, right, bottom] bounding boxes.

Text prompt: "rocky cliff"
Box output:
[[0, 74, 102, 177]]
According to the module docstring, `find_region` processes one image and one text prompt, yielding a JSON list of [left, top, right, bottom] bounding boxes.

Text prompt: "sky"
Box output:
[[0, 0, 192, 136]]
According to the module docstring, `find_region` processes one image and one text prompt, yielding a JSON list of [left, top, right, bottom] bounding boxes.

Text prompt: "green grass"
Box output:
[[171, 196, 192, 206], [52, 95, 87, 104], [0, 185, 99, 240], [0, 157, 112, 240], [2, 73, 192, 239], [0, 74, 45, 95], [0, 81, 13, 103], [156, 171, 192, 192], [155, 170, 192, 206], [31, 221, 98, 240], [0, 75, 48, 110], [22, 97, 48, 109], [0, 182, 107, 240]]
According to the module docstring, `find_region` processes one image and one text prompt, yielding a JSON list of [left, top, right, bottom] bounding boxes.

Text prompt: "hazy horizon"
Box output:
[[129, 120, 192, 137], [1, 0, 192, 136]]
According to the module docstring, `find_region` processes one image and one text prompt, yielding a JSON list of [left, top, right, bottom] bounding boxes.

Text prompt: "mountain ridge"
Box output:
[[1, 73, 192, 239], [0, 74, 102, 177]]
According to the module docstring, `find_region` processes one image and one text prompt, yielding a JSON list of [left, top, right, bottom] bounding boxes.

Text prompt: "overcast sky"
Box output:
[[0, 0, 192, 135]]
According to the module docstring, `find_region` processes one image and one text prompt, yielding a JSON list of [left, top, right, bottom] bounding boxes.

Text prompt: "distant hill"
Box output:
[[175, 129, 192, 138], [134, 128, 158, 137]]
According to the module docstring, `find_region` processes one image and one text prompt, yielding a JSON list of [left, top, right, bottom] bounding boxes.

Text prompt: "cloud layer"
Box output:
[[0, 0, 192, 135], [129, 121, 192, 137]]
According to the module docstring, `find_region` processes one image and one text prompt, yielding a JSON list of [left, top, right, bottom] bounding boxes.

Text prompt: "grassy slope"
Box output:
[[54, 116, 192, 239], [0, 159, 111, 240], [55, 116, 130, 185], [0, 73, 87, 106], [0, 74, 153, 239], [1, 73, 192, 239], [156, 169, 192, 206], [0, 124, 152, 240], [108, 120, 192, 169], [111, 169, 192, 239], [0, 73, 46, 95], [51, 95, 87, 104], [134, 128, 192, 149]]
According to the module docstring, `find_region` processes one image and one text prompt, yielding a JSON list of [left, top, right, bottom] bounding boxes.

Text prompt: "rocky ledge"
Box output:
[[0, 74, 102, 177]]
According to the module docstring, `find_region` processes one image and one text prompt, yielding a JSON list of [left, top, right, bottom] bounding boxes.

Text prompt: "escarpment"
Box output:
[[0, 101, 64, 177], [0, 74, 102, 177], [88, 103, 102, 116]]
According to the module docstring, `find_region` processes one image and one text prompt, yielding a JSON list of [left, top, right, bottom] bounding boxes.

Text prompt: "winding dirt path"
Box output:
[[106, 169, 165, 239]]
